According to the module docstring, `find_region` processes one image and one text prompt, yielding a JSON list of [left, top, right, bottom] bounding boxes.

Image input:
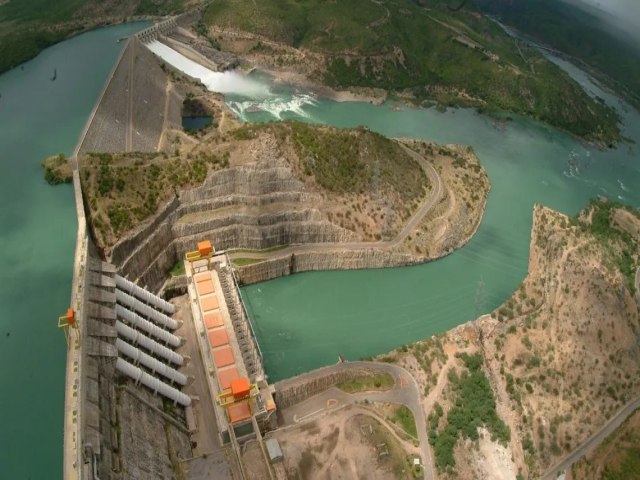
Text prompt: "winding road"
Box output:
[[228, 144, 443, 261], [540, 397, 640, 480], [278, 361, 434, 480]]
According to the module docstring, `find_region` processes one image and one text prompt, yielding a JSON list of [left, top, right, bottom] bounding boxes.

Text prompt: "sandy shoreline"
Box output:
[[256, 66, 389, 105]]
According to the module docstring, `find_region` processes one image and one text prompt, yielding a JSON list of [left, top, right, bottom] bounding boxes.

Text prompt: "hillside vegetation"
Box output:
[[204, 0, 620, 143], [80, 122, 433, 248], [483, 201, 640, 476], [382, 199, 640, 479], [477, 0, 640, 112], [0, 0, 194, 73]]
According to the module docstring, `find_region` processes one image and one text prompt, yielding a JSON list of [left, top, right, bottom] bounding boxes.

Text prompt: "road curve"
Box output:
[[278, 360, 434, 480], [228, 143, 443, 260], [540, 397, 640, 480]]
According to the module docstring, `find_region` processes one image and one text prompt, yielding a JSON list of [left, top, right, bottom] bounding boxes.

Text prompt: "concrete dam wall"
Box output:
[[78, 36, 181, 154], [273, 362, 391, 410]]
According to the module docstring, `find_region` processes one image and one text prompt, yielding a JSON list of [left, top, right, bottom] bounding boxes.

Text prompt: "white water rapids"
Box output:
[[146, 40, 317, 120]]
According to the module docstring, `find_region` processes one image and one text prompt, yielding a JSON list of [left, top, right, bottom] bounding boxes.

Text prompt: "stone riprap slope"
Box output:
[[79, 38, 179, 154]]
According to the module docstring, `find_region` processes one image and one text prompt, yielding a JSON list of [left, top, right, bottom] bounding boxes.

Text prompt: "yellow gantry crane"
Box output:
[[185, 240, 215, 269]]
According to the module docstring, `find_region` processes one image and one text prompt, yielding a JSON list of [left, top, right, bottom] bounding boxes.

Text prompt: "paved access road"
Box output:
[[540, 397, 640, 480], [227, 144, 443, 260], [279, 361, 434, 480]]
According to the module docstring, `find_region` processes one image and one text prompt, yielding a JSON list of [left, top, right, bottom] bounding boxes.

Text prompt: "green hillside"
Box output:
[[204, 0, 620, 144], [476, 0, 640, 111], [0, 0, 188, 74]]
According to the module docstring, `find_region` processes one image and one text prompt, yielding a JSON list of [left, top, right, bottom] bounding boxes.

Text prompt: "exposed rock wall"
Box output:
[[106, 158, 356, 292]]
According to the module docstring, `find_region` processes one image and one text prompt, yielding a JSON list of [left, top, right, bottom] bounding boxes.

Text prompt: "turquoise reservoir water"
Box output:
[[1, 23, 638, 477], [235, 78, 640, 382], [0, 22, 148, 479]]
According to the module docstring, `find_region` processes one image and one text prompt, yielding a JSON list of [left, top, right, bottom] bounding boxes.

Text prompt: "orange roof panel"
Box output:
[[204, 311, 224, 329], [196, 279, 215, 296], [194, 272, 210, 283], [200, 296, 219, 312], [208, 329, 229, 348], [231, 377, 251, 399], [197, 240, 213, 256], [217, 366, 240, 390], [227, 400, 251, 424], [213, 346, 235, 368]]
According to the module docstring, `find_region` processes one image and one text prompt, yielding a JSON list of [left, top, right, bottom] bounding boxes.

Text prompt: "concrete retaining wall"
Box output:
[[236, 249, 421, 284], [273, 363, 387, 410]]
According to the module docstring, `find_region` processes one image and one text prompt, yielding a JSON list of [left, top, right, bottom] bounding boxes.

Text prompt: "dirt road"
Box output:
[[540, 397, 640, 480], [278, 361, 435, 480]]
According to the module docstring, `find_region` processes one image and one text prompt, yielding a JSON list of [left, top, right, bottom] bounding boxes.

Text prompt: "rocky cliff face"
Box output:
[[480, 204, 640, 477], [109, 156, 355, 291]]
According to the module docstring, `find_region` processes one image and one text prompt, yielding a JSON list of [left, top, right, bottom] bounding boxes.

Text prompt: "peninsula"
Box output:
[[33, 5, 638, 480]]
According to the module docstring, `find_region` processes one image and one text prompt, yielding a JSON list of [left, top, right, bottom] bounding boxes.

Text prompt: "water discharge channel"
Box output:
[[149, 41, 640, 381], [0, 23, 639, 477]]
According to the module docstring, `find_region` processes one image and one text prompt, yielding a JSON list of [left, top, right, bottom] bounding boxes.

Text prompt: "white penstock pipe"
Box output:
[[115, 357, 191, 407], [116, 339, 188, 386], [115, 275, 175, 315], [116, 289, 181, 330], [115, 321, 183, 366], [116, 306, 183, 348]]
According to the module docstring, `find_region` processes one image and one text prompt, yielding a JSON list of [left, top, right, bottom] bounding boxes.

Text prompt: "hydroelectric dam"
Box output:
[[60, 17, 396, 480]]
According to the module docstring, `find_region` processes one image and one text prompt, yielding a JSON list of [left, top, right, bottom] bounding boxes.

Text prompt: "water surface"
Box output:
[[0, 22, 148, 478]]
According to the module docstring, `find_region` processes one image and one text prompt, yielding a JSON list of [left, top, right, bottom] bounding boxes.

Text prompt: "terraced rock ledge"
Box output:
[[79, 121, 489, 290]]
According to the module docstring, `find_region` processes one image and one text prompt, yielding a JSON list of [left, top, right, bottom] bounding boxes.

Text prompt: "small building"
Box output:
[[265, 438, 284, 464]]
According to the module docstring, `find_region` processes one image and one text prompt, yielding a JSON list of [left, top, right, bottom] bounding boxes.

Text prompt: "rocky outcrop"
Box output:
[[107, 157, 355, 292]]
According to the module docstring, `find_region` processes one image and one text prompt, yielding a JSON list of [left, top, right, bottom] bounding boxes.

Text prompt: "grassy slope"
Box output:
[[204, 0, 620, 143], [0, 0, 190, 73], [476, 0, 640, 112]]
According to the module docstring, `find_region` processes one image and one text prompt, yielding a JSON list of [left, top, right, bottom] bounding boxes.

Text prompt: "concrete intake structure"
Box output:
[[115, 338, 189, 386], [115, 357, 191, 407], [116, 289, 182, 330], [115, 275, 175, 314], [116, 305, 183, 347], [115, 321, 184, 365]]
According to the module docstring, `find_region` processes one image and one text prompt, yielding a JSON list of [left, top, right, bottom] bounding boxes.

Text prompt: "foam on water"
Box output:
[[147, 40, 270, 97], [227, 94, 317, 121], [146, 41, 316, 120]]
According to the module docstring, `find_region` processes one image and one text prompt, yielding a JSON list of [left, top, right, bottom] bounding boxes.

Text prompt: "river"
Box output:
[[225, 63, 640, 382], [0, 23, 638, 478]]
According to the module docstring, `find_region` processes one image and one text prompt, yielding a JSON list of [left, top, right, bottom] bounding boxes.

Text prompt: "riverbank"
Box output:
[[204, 1, 622, 145]]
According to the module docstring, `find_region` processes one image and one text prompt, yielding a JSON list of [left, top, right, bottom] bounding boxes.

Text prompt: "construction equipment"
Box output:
[[185, 240, 215, 266], [216, 377, 258, 408]]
